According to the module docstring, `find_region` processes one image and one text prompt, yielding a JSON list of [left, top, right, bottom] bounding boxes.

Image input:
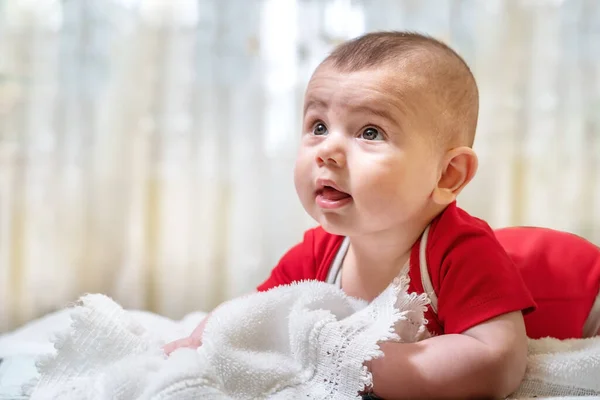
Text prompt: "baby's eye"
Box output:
[[360, 127, 383, 141], [312, 122, 328, 136]]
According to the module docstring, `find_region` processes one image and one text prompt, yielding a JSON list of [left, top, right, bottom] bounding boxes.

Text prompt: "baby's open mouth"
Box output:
[[317, 186, 352, 201]]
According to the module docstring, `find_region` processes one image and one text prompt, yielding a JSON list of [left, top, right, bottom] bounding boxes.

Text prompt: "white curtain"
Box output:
[[0, 0, 598, 332]]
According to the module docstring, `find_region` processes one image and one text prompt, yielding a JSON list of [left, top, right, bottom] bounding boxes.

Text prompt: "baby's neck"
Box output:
[[342, 220, 428, 301]]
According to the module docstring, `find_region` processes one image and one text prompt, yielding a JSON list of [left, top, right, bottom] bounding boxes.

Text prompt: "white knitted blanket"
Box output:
[[23, 278, 600, 400]]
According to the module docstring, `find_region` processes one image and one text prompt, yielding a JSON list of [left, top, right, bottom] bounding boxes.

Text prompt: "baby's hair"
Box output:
[[323, 31, 479, 148]]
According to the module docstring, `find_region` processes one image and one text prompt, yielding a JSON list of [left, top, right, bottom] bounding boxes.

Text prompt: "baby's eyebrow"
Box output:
[[346, 104, 395, 122], [303, 98, 328, 115], [303, 98, 397, 122]]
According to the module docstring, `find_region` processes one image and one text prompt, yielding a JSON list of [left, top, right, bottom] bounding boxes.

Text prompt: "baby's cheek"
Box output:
[[293, 163, 310, 193], [356, 180, 406, 215]]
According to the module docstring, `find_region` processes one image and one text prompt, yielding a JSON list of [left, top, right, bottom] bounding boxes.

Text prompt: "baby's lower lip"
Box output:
[[315, 194, 353, 209]]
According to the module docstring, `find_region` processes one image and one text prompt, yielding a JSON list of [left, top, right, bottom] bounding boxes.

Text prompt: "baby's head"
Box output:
[[294, 31, 480, 237]]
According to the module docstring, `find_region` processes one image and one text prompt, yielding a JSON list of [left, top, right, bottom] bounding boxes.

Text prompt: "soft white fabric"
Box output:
[[0, 308, 205, 359], [16, 278, 600, 400], [0, 308, 205, 399], [24, 278, 429, 399], [509, 336, 600, 398]]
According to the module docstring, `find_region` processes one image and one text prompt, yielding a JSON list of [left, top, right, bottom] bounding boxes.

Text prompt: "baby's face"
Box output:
[[294, 64, 443, 237]]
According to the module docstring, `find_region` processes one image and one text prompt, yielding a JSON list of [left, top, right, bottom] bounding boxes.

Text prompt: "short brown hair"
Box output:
[[323, 31, 479, 148]]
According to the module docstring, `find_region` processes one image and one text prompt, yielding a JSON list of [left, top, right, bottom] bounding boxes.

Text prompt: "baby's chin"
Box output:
[[312, 212, 357, 237]]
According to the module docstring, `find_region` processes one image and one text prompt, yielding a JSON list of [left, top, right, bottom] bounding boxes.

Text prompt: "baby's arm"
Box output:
[[368, 311, 527, 399]]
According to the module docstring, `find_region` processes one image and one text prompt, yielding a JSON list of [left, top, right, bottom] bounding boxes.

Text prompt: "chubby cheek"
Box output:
[[353, 173, 402, 212], [293, 156, 313, 208], [353, 163, 435, 214]]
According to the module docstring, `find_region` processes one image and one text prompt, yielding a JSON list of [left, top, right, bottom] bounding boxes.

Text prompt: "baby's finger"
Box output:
[[163, 337, 202, 356], [162, 339, 186, 355]]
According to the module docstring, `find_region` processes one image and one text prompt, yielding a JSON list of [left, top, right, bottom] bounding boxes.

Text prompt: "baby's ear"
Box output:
[[432, 147, 478, 205]]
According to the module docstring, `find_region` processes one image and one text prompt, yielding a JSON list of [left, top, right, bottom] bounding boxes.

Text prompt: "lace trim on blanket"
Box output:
[[303, 276, 430, 399]]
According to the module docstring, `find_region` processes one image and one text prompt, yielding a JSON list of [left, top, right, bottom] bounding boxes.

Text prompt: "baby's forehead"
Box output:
[[304, 64, 431, 114]]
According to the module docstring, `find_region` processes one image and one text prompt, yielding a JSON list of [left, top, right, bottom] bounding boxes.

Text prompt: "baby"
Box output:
[[165, 32, 600, 399]]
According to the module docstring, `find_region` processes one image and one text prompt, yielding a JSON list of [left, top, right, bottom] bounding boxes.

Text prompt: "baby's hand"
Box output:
[[163, 314, 210, 356], [163, 336, 202, 356]]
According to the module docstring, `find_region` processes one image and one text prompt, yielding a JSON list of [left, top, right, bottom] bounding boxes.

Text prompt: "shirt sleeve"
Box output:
[[256, 229, 317, 292], [430, 223, 537, 335]]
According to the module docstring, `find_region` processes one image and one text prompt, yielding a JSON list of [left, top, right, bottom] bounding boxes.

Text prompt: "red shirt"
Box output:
[[258, 202, 536, 336]]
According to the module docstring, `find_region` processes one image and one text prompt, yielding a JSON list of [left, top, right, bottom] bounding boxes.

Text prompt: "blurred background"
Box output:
[[0, 0, 598, 332]]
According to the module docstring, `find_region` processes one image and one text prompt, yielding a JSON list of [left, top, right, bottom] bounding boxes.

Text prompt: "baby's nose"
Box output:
[[315, 137, 346, 167]]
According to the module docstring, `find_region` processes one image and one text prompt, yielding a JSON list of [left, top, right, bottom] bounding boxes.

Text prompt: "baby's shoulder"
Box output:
[[428, 202, 499, 252]]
